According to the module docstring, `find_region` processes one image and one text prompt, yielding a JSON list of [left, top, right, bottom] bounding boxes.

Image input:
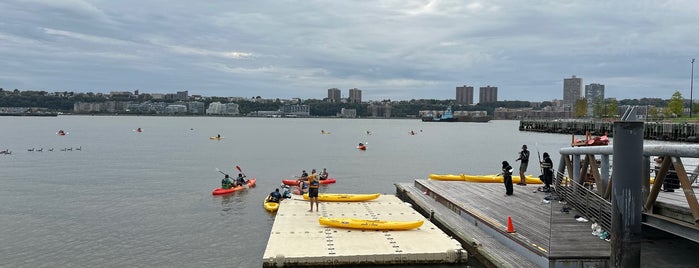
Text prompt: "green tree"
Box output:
[[592, 98, 604, 118], [573, 99, 588, 118], [603, 99, 619, 118], [667, 91, 684, 117]]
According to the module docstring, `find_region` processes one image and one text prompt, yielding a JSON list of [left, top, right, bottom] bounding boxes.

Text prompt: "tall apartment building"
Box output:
[[585, 83, 605, 116], [479, 86, 498, 104], [563, 75, 583, 110], [456, 85, 474, 105], [176, 90, 188, 101], [348, 88, 362, 104], [327, 88, 341, 103]]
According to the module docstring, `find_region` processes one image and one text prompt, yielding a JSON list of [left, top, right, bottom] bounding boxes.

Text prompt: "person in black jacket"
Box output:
[[540, 152, 554, 192], [501, 161, 514, 196]]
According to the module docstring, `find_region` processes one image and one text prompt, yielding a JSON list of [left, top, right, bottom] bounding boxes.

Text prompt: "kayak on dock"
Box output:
[[302, 193, 380, 202], [429, 173, 542, 184], [318, 217, 423, 230]]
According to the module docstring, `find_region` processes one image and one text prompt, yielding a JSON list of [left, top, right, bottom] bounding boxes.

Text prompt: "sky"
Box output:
[[0, 0, 697, 102]]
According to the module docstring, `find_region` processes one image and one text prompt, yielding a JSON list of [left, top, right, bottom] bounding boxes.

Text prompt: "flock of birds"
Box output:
[[1, 146, 82, 155]]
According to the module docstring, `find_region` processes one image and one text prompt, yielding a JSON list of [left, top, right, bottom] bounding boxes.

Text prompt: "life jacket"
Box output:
[[309, 175, 319, 188]]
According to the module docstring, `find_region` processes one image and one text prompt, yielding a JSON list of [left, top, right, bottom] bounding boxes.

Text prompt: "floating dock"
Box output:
[[262, 194, 466, 267]]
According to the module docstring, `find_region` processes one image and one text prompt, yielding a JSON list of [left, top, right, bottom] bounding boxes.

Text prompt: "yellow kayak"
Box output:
[[318, 217, 423, 230], [430, 173, 542, 184], [302, 193, 380, 202], [209, 136, 224, 140], [263, 197, 279, 212]]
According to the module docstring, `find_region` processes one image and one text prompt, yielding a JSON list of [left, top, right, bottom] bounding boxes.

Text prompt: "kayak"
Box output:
[[282, 178, 336, 186], [209, 136, 224, 140], [302, 193, 380, 202], [357, 145, 366, 150], [318, 217, 423, 230], [211, 178, 257, 195], [429, 173, 542, 184], [263, 197, 280, 212], [212, 185, 243, 195]]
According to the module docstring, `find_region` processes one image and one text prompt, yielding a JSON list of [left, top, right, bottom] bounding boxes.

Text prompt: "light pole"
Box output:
[[691, 58, 695, 118]]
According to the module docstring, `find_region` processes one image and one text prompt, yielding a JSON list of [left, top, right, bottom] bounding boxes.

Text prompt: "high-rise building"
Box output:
[[176, 90, 188, 101], [563, 75, 583, 109], [585, 83, 605, 116], [348, 88, 362, 103], [456, 85, 474, 105], [327, 88, 341, 103], [479, 86, 498, 104]]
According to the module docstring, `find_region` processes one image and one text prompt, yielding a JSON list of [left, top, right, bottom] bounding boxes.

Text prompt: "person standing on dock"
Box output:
[[308, 171, 320, 212], [501, 161, 514, 196], [540, 152, 554, 192], [515, 144, 530, 186]]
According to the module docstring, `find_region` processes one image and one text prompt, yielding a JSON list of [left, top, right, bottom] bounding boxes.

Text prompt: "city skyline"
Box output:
[[0, 1, 696, 102]]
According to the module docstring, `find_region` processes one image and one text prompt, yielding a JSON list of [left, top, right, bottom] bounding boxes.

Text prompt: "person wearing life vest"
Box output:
[[221, 174, 234, 189], [268, 188, 282, 203], [235, 173, 247, 187], [320, 168, 329, 180], [307, 171, 320, 212]]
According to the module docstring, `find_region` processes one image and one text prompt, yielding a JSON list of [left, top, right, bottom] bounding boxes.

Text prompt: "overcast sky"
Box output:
[[1, 0, 697, 102]]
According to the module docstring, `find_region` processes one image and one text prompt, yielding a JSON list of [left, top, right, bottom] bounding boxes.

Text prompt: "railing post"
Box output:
[[611, 121, 643, 267], [600, 154, 610, 194]]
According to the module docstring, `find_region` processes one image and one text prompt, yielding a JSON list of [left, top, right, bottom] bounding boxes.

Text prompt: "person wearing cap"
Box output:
[[515, 144, 530, 186]]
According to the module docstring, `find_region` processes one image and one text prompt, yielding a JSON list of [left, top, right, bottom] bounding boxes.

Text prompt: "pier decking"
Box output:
[[262, 194, 466, 267], [396, 179, 699, 268]]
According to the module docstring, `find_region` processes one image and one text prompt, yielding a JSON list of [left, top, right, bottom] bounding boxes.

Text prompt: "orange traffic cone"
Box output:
[[507, 216, 515, 233]]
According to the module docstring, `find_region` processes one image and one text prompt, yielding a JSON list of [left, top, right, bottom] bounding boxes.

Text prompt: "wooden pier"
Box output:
[[262, 194, 466, 267], [519, 119, 699, 142], [396, 179, 699, 268]]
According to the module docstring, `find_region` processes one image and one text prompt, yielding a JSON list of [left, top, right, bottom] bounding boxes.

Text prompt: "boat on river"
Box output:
[[421, 106, 490, 122]]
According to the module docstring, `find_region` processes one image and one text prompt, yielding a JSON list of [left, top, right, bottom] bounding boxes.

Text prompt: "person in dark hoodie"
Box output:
[[501, 161, 514, 196], [540, 152, 554, 192]]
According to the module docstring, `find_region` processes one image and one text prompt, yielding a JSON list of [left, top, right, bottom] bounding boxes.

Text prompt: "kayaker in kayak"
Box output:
[[268, 189, 282, 203], [235, 173, 247, 187], [221, 174, 234, 189], [320, 168, 329, 180]]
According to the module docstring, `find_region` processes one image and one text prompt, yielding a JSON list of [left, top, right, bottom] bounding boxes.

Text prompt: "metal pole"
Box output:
[[691, 58, 695, 118], [610, 121, 643, 267]]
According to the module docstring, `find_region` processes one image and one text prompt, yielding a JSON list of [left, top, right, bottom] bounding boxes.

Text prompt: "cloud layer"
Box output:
[[1, 0, 697, 101]]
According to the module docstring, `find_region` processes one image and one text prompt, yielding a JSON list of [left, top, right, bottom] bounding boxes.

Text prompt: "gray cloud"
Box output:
[[1, 0, 697, 101]]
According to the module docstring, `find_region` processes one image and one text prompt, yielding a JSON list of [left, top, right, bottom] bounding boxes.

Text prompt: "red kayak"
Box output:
[[282, 178, 336, 186], [357, 145, 366, 150], [212, 178, 257, 195]]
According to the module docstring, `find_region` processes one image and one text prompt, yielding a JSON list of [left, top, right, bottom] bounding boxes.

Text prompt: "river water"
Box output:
[[0, 116, 610, 267]]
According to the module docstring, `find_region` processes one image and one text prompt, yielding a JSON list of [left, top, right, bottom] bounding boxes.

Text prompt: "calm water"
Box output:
[[0, 116, 577, 267]]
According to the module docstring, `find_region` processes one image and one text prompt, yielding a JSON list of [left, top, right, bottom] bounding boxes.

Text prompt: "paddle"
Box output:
[[216, 168, 228, 176]]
